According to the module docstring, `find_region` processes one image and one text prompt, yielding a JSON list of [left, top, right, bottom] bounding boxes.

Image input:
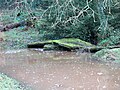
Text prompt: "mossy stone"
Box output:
[[92, 48, 120, 63], [43, 44, 59, 50], [28, 38, 97, 51]]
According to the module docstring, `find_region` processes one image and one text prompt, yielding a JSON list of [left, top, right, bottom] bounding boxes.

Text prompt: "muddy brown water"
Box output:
[[0, 49, 120, 90]]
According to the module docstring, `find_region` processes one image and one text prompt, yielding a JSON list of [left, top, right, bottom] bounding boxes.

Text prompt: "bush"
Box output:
[[0, 0, 120, 49]]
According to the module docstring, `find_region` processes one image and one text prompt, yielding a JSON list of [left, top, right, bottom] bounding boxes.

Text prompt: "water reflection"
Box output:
[[0, 49, 120, 90]]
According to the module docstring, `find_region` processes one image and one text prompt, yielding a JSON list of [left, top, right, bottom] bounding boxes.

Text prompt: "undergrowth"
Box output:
[[0, 0, 120, 49]]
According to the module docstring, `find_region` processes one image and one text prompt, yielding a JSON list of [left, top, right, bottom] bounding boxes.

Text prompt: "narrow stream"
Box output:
[[0, 49, 120, 90]]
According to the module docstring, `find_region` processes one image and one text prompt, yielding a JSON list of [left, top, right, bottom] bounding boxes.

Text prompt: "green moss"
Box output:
[[0, 73, 31, 90], [92, 48, 120, 63], [53, 38, 94, 48], [28, 38, 96, 51], [43, 44, 59, 50], [1, 28, 40, 50]]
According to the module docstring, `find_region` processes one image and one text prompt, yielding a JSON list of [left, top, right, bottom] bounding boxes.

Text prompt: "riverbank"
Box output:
[[0, 73, 31, 90]]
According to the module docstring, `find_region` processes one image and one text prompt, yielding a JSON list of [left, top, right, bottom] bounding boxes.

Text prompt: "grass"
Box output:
[[0, 73, 31, 90]]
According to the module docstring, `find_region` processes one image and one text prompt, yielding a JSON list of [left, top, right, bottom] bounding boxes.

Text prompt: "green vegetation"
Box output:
[[93, 48, 120, 63], [1, 28, 40, 49], [0, 73, 31, 90], [0, 0, 119, 49], [28, 38, 95, 51], [0, 0, 120, 88]]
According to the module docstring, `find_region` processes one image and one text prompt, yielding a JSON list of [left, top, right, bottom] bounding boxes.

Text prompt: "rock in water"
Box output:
[[92, 48, 120, 63], [27, 38, 97, 52]]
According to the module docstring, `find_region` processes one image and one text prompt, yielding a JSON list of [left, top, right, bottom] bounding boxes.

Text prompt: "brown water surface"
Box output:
[[0, 49, 120, 90]]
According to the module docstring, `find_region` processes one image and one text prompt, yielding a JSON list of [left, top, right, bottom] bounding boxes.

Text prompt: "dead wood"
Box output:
[[0, 20, 33, 32]]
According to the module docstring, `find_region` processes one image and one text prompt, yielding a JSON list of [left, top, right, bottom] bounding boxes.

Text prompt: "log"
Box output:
[[0, 20, 33, 32]]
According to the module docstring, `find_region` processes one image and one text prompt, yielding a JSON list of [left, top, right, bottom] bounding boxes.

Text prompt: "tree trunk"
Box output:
[[0, 20, 32, 32]]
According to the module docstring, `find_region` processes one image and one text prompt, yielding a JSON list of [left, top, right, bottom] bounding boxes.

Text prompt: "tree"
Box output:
[[1, 0, 120, 45]]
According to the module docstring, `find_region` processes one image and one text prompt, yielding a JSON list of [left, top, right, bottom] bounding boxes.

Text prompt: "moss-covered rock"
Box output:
[[43, 44, 59, 50], [92, 48, 120, 63], [0, 73, 31, 90], [28, 38, 99, 52]]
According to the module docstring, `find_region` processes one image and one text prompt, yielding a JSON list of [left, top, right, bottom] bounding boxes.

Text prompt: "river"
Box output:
[[0, 49, 120, 90]]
